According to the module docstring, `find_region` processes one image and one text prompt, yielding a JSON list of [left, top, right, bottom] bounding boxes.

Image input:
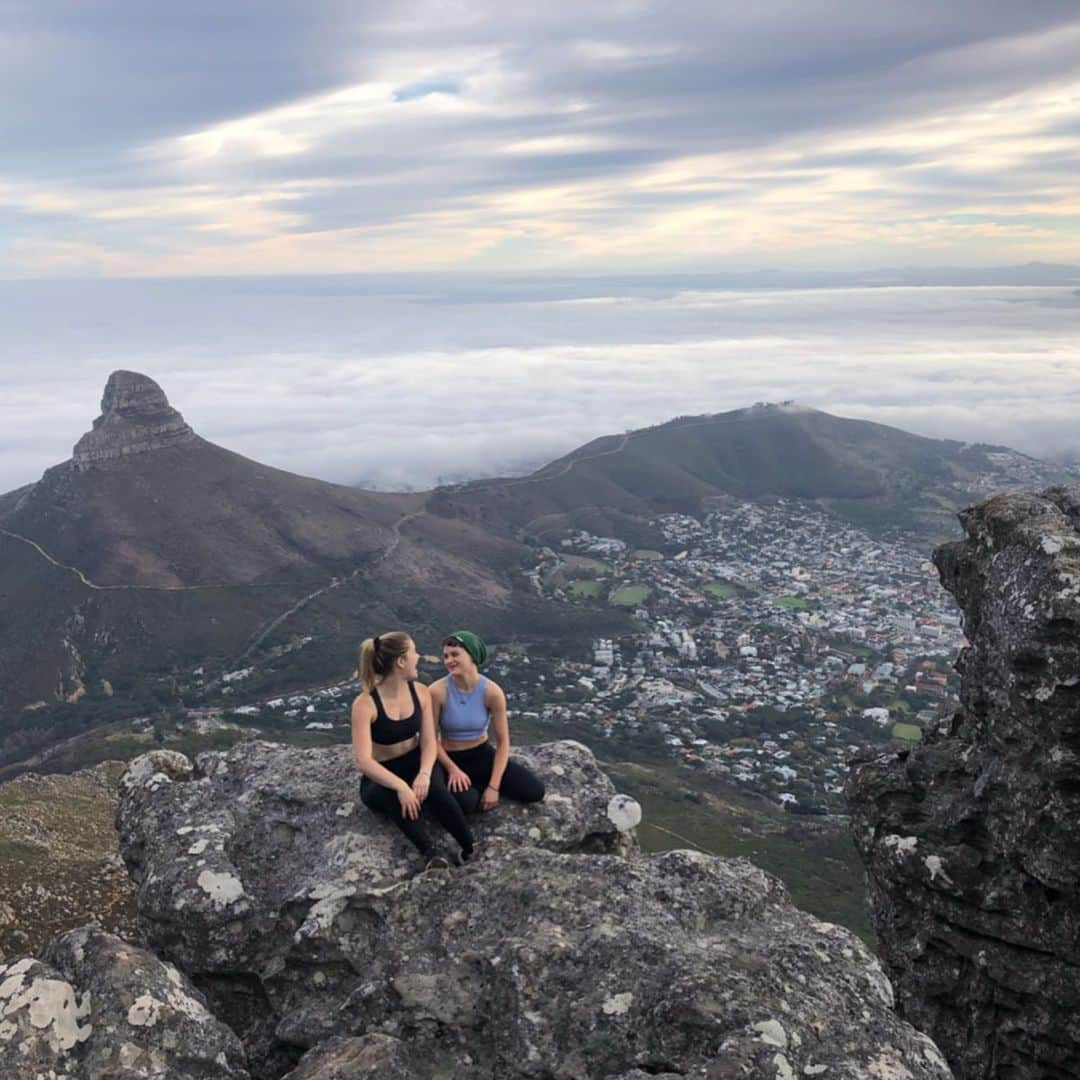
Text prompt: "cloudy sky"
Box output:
[[3, 1, 1080, 275], [1, 5, 1078, 495]]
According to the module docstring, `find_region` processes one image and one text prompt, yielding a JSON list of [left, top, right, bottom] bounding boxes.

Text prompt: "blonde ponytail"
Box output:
[[359, 638, 378, 693], [358, 631, 412, 692]]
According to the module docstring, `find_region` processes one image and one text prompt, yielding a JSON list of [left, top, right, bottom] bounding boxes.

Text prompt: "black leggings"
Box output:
[[447, 742, 545, 814], [359, 748, 474, 856]]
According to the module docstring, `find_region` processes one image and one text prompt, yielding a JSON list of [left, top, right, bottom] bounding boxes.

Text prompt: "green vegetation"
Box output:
[[606, 760, 874, 946], [569, 579, 604, 598], [704, 581, 738, 599], [610, 584, 651, 606], [633, 549, 664, 561], [891, 722, 922, 741], [508, 710, 873, 944], [568, 555, 610, 572], [0, 761, 137, 956], [773, 594, 811, 610], [550, 554, 611, 588]]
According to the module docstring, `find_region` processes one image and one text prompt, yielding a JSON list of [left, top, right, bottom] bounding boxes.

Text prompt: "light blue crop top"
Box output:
[[441, 675, 489, 740]]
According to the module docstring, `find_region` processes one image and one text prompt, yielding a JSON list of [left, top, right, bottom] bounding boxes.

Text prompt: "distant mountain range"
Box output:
[[1, 372, 1075, 759]]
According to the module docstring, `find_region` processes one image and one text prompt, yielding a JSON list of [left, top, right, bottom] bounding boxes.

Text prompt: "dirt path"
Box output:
[[234, 507, 427, 661], [0, 528, 239, 593]]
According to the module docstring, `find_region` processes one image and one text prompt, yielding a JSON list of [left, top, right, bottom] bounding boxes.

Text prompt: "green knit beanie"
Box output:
[[450, 630, 488, 667]]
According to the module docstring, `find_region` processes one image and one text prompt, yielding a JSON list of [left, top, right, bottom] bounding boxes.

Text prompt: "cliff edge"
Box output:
[[849, 486, 1080, 1079], [2, 739, 950, 1078]]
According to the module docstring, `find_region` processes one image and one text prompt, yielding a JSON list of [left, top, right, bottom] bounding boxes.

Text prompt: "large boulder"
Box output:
[[116, 738, 950, 1079], [848, 487, 1080, 1078], [0, 926, 247, 1078]]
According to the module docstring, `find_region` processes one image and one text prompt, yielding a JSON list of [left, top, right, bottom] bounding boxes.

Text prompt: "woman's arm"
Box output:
[[350, 696, 421, 818], [431, 680, 471, 792], [412, 683, 436, 801], [482, 681, 511, 811]]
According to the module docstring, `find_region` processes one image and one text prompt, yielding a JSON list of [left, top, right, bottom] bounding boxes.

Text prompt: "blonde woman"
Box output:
[[351, 631, 474, 864]]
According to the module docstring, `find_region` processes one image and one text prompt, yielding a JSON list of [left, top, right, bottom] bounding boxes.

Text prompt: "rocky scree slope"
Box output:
[[848, 485, 1080, 1079], [1, 739, 952, 1078]]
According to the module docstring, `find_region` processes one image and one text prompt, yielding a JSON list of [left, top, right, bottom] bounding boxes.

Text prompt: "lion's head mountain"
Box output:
[[0, 370, 1074, 761]]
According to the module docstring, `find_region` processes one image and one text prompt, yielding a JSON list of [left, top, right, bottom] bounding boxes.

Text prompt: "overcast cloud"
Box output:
[[2, 2, 1080, 273], [1, 276, 1078, 493]]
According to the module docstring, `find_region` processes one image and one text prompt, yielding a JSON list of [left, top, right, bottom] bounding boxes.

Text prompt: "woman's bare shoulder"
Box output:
[[351, 691, 374, 716]]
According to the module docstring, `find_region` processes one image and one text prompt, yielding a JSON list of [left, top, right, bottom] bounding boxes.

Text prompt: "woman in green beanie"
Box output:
[[431, 630, 545, 814]]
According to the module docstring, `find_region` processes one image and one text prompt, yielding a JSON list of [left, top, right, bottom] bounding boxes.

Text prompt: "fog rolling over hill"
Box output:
[[0, 372, 1075, 770]]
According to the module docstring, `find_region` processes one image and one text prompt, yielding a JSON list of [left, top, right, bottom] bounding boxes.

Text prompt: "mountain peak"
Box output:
[[72, 370, 195, 468]]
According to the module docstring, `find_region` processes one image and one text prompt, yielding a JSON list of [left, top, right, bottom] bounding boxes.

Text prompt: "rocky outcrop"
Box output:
[[111, 739, 950, 1079], [0, 926, 248, 1077], [72, 370, 194, 467], [848, 486, 1080, 1079]]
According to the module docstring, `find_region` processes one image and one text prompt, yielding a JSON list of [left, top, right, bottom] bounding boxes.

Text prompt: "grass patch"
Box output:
[[633, 549, 664, 561], [569, 579, 604, 599], [610, 584, 651, 606], [891, 722, 922, 741], [704, 581, 738, 599], [773, 595, 811, 610], [550, 555, 611, 587], [606, 761, 874, 946]]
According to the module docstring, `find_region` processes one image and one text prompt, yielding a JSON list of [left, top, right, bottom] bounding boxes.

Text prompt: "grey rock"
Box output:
[[73, 370, 195, 467], [848, 486, 1080, 1079], [118, 739, 949, 1079], [0, 926, 247, 1078]]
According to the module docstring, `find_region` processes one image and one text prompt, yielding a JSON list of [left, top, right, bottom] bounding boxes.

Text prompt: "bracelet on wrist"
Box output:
[[487, 784, 500, 793], [418, 770, 431, 778]]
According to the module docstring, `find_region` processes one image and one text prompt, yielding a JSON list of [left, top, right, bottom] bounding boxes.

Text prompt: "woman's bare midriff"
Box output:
[[372, 734, 420, 763], [442, 735, 489, 752]]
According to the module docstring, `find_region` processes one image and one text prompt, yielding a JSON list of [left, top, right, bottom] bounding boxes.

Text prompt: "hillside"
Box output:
[[2, 384, 1074, 771], [0, 372, 568, 752], [0, 760, 136, 958], [1, 371, 406, 588], [427, 403, 1075, 543]]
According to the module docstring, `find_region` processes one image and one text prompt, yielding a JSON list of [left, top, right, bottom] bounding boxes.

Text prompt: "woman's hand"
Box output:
[[397, 785, 422, 820], [481, 785, 500, 812], [447, 765, 471, 793], [412, 771, 431, 803]]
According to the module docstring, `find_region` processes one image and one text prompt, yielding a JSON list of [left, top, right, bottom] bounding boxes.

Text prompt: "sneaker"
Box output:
[[424, 855, 451, 872]]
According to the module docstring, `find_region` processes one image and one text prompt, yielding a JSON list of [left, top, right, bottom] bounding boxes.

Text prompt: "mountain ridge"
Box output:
[[2, 375, 1075, 756]]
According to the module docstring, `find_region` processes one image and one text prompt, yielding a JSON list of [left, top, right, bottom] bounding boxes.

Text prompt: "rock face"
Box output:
[[0, 926, 248, 1077], [114, 739, 951, 1080], [848, 486, 1080, 1079], [72, 370, 195, 467]]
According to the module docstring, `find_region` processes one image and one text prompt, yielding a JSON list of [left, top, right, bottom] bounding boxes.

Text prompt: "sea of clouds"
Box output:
[[1, 275, 1078, 494]]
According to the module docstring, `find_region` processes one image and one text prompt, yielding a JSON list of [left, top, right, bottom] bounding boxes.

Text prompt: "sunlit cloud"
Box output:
[[2, 3, 1079, 275]]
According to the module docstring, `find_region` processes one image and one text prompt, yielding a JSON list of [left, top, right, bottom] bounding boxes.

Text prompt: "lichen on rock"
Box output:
[[112, 737, 948, 1079], [0, 927, 246, 1078], [849, 485, 1080, 1079]]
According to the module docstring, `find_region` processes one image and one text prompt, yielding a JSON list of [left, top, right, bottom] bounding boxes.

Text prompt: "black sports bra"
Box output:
[[370, 681, 421, 744]]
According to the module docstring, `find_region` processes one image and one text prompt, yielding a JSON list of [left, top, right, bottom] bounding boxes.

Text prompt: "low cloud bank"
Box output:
[[1, 277, 1077, 494]]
